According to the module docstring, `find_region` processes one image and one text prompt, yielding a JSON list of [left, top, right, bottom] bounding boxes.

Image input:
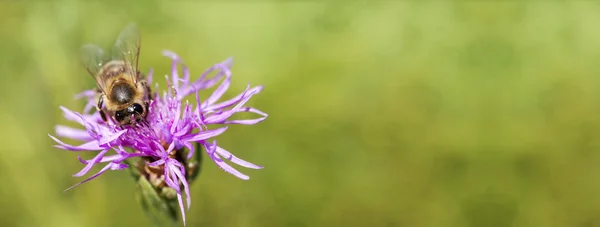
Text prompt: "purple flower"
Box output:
[[49, 51, 267, 226]]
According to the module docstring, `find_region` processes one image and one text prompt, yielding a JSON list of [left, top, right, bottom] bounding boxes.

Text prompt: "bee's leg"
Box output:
[[143, 90, 151, 128], [97, 96, 108, 122], [99, 110, 108, 123], [96, 94, 103, 110]]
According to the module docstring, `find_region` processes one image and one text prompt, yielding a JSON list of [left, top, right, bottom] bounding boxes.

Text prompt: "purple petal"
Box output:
[[78, 153, 125, 164], [88, 112, 105, 124], [169, 159, 184, 168], [167, 142, 175, 153], [194, 67, 227, 95], [194, 91, 207, 127], [200, 57, 232, 86], [82, 154, 129, 163], [113, 152, 147, 163], [110, 163, 129, 170], [150, 142, 169, 158], [169, 164, 191, 209], [177, 58, 233, 100], [166, 51, 180, 92], [204, 85, 263, 113], [74, 89, 96, 100], [148, 159, 165, 167], [184, 141, 195, 160], [170, 104, 182, 133], [162, 50, 181, 62], [204, 66, 231, 106], [223, 107, 268, 125], [204, 84, 248, 111], [55, 125, 94, 141], [223, 118, 266, 125], [50, 135, 101, 151], [204, 142, 250, 180], [221, 57, 233, 68], [183, 127, 228, 142], [73, 149, 109, 177], [165, 75, 173, 98], [153, 141, 168, 157], [182, 62, 190, 84], [82, 100, 96, 114], [104, 155, 129, 163], [182, 101, 193, 121], [113, 146, 128, 156], [203, 88, 259, 124], [215, 146, 263, 169], [61, 107, 105, 140], [98, 129, 126, 146], [177, 193, 186, 227], [73, 111, 102, 140], [164, 173, 178, 191], [64, 162, 115, 192], [77, 156, 88, 164], [173, 124, 192, 137], [165, 165, 180, 193], [60, 106, 85, 125], [80, 154, 124, 164], [242, 107, 267, 117], [147, 68, 154, 85]]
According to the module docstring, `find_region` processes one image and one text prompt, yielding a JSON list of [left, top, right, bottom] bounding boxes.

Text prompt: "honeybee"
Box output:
[[80, 24, 151, 126]]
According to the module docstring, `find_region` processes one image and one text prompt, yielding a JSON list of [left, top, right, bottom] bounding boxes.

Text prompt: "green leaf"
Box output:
[[123, 143, 203, 226], [136, 175, 180, 227]]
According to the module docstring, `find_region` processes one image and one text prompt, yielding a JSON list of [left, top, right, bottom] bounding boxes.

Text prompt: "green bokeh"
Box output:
[[2, 1, 600, 227]]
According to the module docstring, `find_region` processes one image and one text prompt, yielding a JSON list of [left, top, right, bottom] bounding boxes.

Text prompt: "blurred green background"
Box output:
[[3, 1, 600, 227]]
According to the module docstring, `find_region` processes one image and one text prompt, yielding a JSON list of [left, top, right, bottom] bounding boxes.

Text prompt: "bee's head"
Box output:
[[115, 103, 146, 125]]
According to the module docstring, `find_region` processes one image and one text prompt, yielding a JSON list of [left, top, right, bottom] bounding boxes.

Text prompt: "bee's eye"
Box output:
[[114, 110, 126, 122], [131, 103, 144, 114]]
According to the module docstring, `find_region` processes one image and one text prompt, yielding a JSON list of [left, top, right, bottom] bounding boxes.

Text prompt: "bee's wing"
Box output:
[[112, 23, 141, 83], [80, 44, 109, 94]]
